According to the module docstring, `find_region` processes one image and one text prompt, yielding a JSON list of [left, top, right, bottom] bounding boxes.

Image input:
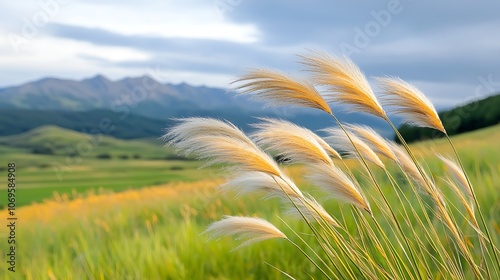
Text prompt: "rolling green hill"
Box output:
[[0, 125, 176, 160], [0, 109, 171, 139], [397, 94, 500, 143]]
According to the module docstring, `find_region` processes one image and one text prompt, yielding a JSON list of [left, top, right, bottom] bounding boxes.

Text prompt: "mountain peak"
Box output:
[[81, 74, 113, 91], [119, 75, 159, 84], [85, 74, 110, 82]]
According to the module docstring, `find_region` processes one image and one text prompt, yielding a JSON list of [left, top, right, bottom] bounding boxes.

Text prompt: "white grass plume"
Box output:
[[377, 77, 445, 133], [307, 162, 371, 213], [346, 124, 396, 161], [162, 117, 255, 147], [442, 177, 477, 226], [285, 195, 340, 227], [252, 118, 340, 165], [204, 216, 287, 249], [221, 172, 304, 199], [323, 128, 385, 169], [438, 155, 472, 199], [171, 135, 282, 176], [301, 51, 386, 119], [389, 143, 443, 204], [232, 69, 332, 114]]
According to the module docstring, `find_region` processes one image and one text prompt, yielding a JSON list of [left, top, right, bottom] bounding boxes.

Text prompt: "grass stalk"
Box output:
[[329, 112, 423, 279]]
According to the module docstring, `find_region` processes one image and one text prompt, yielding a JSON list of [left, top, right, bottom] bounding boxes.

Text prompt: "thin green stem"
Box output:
[[445, 134, 500, 278], [329, 113, 421, 280], [287, 238, 333, 280], [386, 119, 484, 279]]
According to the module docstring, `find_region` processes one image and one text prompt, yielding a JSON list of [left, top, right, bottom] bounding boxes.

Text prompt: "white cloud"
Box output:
[[0, 0, 499, 106], [54, 2, 259, 43]]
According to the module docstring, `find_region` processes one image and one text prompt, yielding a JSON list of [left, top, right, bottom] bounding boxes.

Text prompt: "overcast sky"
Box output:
[[1, 0, 499, 108]]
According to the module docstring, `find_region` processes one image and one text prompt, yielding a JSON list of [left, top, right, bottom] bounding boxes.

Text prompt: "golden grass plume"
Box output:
[[162, 117, 256, 147], [438, 155, 473, 199], [204, 216, 287, 249], [442, 177, 478, 227], [252, 118, 340, 165], [306, 162, 371, 213], [377, 77, 446, 133], [220, 172, 304, 199], [232, 69, 332, 114], [323, 127, 385, 169], [286, 195, 340, 227], [164, 119, 282, 176], [389, 143, 445, 207], [346, 124, 396, 161], [301, 51, 386, 119]]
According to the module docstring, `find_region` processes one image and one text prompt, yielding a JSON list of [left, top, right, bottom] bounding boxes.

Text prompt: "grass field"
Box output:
[[0, 125, 499, 279], [0, 126, 210, 207]]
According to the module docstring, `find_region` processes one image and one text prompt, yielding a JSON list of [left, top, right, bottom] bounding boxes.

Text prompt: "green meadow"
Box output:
[[0, 126, 217, 207], [0, 125, 499, 279]]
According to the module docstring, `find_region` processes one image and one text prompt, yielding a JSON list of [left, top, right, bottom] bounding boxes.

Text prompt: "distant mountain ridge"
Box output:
[[0, 74, 250, 119], [0, 74, 396, 138]]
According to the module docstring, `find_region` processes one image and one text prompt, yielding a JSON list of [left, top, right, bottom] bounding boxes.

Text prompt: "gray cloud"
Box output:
[[6, 1, 500, 106]]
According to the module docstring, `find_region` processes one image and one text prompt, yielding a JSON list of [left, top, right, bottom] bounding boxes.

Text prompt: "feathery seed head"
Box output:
[[301, 52, 386, 119], [389, 143, 428, 188], [286, 195, 340, 227], [346, 125, 396, 161], [377, 77, 446, 133], [164, 118, 282, 176], [442, 177, 477, 226], [166, 121, 281, 176], [232, 69, 332, 114], [389, 143, 441, 201], [252, 118, 340, 165], [307, 162, 371, 213], [323, 128, 385, 169], [172, 134, 282, 177], [438, 155, 472, 199], [220, 172, 304, 199], [162, 117, 255, 147], [204, 216, 287, 249]]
